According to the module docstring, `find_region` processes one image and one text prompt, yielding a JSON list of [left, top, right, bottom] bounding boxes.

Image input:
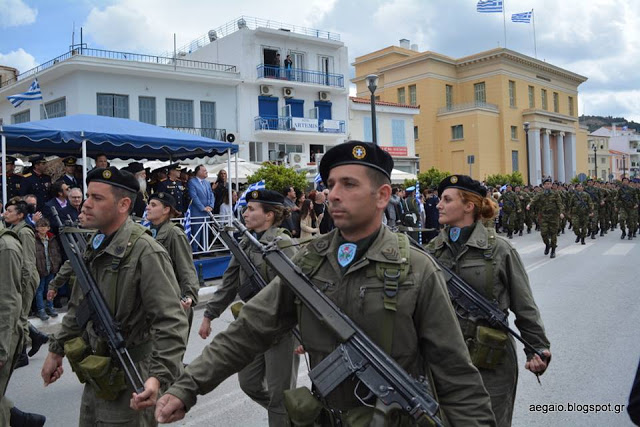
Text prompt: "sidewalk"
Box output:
[[31, 278, 223, 335]]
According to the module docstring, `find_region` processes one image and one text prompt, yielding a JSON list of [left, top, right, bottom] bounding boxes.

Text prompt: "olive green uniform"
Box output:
[[170, 226, 495, 426], [49, 218, 188, 426], [427, 223, 550, 426], [0, 224, 24, 425], [568, 191, 594, 241], [584, 185, 600, 236], [617, 184, 639, 238], [499, 191, 520, 237], [203, 226, 299, 427], [529, 190, 564, 250]]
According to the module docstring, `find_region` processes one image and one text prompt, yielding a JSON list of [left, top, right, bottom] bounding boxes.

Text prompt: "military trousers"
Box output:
[[19, 280, 38, 348], [572, 215, 589, 238], [78, 381, 156, 427], [620, 209, 637, 234], [478, 339, 518, 427], [502, 211, 517, 233], [0, 328, 22, 426], [540, 218, 560, 247], [238, 331, 299, 427]]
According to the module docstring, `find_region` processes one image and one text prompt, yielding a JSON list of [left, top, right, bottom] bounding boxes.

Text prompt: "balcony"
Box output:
[[254, 116, 345, 133], [257, 65, 344, 88], [437, 101, 499, 115], [1, 47, 237, 89], [164, 127, 227, 141]]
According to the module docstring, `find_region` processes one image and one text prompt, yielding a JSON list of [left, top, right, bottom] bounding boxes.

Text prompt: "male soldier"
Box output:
[[596, 182, 609, 236], [617, 177, 639, 240], [527, 178, 564, 258], [41, 166, 188, 426], [1, 156, 23, 202], [94, 153, 109, 170], [584, 179, 600, 239], [522, 186, 534, 233], [403, 186, 421, 241], [149, 166, 167, 195], [514, 185, 526, 236], [156, 141, 496, 426], [58, 157, 80, 188], [499, 184, 520, 239], [568, 182, 594, 245], [20, 155, 51, 212], [156, 164, 186, 213]]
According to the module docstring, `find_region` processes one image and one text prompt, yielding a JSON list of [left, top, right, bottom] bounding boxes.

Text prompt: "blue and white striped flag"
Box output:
[[183, 202, 192, 238], [7, 79, 42, 108], [415, 181, 424, 245], [141, 209, 151, 228], [314, 173, 322, 184], [477, 0, 503, 13], [511, 11, 532, 23], [235, 180, 266, 212]]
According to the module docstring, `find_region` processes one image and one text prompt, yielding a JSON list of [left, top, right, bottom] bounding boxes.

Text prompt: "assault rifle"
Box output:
[[50, 208, 145, 394], [234, 218, 443, 426]]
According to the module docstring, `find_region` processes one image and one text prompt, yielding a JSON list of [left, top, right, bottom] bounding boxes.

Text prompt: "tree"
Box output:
[[245, 163, 308, 193], [404, 167, 450, 190], [485, 171, 524, 188]]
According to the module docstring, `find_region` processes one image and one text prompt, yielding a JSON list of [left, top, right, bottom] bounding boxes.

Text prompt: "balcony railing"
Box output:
[[437, 101, 500, 115], [254, 116, 345, 133], [257, 64, 344, 88], [1, 47, 237, 89], [163, 127, 226, 141]]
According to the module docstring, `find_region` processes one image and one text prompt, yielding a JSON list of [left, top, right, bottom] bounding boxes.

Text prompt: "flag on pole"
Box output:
[[141, 209, 151, 228], [235, 180, 266, 212], [7, 79, 42, 108], [183, 202, 192, 238], [314, 173, 322, 184], [511, 11, 532, 23], [477, 0, 503, 13]]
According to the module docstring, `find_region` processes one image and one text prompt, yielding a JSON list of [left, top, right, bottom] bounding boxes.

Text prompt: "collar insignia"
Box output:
[[449, 227, 461, 242], [92, 233, 105, 250], [337, 243, 357, 267]]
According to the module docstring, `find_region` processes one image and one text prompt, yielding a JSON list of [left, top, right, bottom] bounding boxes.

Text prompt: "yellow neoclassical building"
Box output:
[[353, 43, 589, 184]]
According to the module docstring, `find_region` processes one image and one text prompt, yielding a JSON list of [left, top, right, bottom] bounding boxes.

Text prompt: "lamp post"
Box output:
[[592, 142, 603, 180], [523, 122, 530, 185], [366, 74, 379, 145], [622, 154, 627, 180]]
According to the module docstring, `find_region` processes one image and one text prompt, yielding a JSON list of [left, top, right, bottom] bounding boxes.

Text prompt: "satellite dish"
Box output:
[[237, 18, 247, 29], [208, 30, 217, 42]]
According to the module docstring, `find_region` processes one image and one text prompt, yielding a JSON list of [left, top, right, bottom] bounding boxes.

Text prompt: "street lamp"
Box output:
[[523, 122, 530, 185], [591, 142, 603, 180], [622, 153, 627, 180], [366, 74, 379, 145]]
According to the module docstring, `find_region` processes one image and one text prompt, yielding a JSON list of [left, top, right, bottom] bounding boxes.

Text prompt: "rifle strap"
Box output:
[[0, 227, 21, 244], [483, 228, 497, 299]]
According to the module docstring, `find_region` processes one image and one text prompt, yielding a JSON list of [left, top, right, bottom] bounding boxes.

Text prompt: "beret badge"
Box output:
[[352, 145, 366, 160], [102, 170, 112, 179]]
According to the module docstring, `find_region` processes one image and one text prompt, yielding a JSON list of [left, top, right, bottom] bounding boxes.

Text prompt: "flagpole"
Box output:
[[38, 78, 49, 120], [2, 133, 7, 209], [503, 0, 507, 48], [532, 9, 538, 59]]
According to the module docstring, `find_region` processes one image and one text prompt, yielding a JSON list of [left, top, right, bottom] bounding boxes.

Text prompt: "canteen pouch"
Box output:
[[78, 355, 127, 401], [284, 387, 323, 427], [467, 325, 509, 370], [64, 337, 90, 384], [230, 301, 244, 319]]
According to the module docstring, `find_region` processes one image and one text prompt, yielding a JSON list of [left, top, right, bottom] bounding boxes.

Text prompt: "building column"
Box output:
[[542, 129, 552, 179], [564, 132, 576, 180], [556, 132, 565, 182], [528, 128, 542, 185]]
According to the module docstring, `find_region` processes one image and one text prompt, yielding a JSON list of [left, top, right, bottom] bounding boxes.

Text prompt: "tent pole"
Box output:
[[2, 133, 6, 209], [82, 136, 87, 196], [234, 152, 239, 193], [227, 149, 232, 217]]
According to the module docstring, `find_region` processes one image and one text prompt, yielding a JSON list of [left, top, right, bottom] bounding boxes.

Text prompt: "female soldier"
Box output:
[[426, 175, 551, 427], [145, 192, 199, 337], [198, 189, 299, 427]]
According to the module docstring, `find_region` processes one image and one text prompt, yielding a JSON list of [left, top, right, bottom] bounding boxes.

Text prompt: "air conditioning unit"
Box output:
[[318, 91, 330, 102], [283, 87, 295, 98], [260, 85, 274, 96], [288, 152, 308, 169]]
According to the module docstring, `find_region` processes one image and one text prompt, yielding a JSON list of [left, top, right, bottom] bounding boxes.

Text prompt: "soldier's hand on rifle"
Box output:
[[294, 345, 306, 355], [155, 393, 187, 423], [180, 297, 193, 310], [41, 352, 64, 386], [525, 349, 551, 375], [131, 377, 160, 411], [199, 317, 212, 339]]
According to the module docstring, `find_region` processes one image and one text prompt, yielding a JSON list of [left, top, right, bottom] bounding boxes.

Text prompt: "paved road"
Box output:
[[6, 228, 639, 426]]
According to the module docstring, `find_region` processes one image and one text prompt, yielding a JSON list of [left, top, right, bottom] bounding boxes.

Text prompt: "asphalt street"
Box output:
[[6, 227, 640, 426]]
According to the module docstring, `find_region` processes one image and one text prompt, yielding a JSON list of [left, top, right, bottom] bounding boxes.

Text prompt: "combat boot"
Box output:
[[550, 247, 556, 258], [591, 231, 597, 239], [575, 236, 580, 243], [28, 324, 49, 357], [600, 230, 604, 237], [507, 231, 513, 239], [581, 237, 586, 245], [544, 243, 550, 255], [622, 230, 627, 239], [519, 229, 523, 236], [527, 227, 531, 234], [562, 228, 565, 234], [568, 223, 573, 230], [10, 407, 46, 427], [15, 347, 28, 369], [634, 231, 637, 238], [629, 234, 633, 240]]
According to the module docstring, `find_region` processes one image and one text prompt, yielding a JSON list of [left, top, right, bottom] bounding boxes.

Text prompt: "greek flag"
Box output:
[[141, 209, 151, 228], [314, 173, 322, 184], [477, 0, 503, 13], [235, 180, 266, 212], [7, 79, 42, 108], [183, 203, 192, 238], [511, 11, 532, 23]]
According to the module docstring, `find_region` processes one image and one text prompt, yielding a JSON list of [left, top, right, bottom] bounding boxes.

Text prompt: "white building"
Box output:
[[586, 133, 612, 181], [348, 97, 419, 174], [591, 126, 640, 178]]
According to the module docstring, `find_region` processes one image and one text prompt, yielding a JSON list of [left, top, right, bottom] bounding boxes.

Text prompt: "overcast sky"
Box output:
[[1, 0, 638, 121]]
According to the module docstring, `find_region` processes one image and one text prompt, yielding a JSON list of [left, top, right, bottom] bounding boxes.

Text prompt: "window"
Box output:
[[11, 110, 30, 124], [474, 82, 486, 104], [541, 89, 548, 110], [200, 101, 216, 134], [166, 99, 194, 128], [138, 96, 156, 125], [553, 92, 559, 113], [451, 124, 464, 140], [397, 87, 406, 104], [568, 96, 574, 116], [508, 80, 516, 107], [391, 119, 406, 146], [512, 151, 519, 172], [268, 142, 302, 161], [40, 97, 66, 119], [446, 85, 453, 109], [511, 126, 518, 140], [601, 157, 606, 164], [97, 93, 129, 118], [414, 125, 419, 140], [528, 85, 535, 108], [249, 141, 263, 162], [408, 85, 417, 106]]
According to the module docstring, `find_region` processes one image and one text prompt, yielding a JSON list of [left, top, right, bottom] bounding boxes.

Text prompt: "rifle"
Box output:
[[50, 208, 145, 394], [234, 218, 443, 426]]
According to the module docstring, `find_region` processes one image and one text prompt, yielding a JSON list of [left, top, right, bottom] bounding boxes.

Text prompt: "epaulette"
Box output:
[[23, 173, 32, 178]]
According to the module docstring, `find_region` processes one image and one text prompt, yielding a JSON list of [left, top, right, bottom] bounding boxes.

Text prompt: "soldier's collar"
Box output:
[[463, 222, 491, 250], [97, 218, 138, 258]]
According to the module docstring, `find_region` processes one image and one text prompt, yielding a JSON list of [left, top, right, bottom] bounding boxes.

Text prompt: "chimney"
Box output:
[[399, 39, 410, 49], [410, 44, 419, 52]]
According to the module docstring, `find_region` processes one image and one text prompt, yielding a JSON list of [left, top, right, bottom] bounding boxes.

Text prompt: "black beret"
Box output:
[[63, 156, 77, 166], [149, 192, 177, 211], [542, 177, 552, 184], [167, 163, 183, 171], [245, 189, 284, 206], [319, 141, 393, 184], [87, 167, 140, 193], [152, 166, 168, 175], [437, 175, 487, 198], [31, 154, 47, 164], [126, 162, 145, 174]]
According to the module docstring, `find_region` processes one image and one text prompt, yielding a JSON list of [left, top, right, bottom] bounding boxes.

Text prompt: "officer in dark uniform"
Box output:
[[156, 164, 187, 214], [57, 157, 79, 188], [149, 166, 168, 195], [123, 162, 148, 218], [20, 155, 51, 212], [1, 156, 23, 202]]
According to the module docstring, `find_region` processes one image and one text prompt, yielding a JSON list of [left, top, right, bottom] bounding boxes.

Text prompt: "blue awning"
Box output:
[[0, 114, 237, 160]]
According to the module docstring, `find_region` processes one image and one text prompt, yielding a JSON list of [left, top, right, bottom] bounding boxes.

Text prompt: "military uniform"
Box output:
[[583, 184, 600, 238], [155, 179, 187, 214], [568, 188, 594, 244], [528, 187, 564, 256], [427, 222, 550, 427], [203, 224, 299, 427], [1, 173, 23, 202], [617, 183, 639, 239], [20, 171, 51, 212], [522, 189, 534, 233], [499, 190, 520, 238]]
